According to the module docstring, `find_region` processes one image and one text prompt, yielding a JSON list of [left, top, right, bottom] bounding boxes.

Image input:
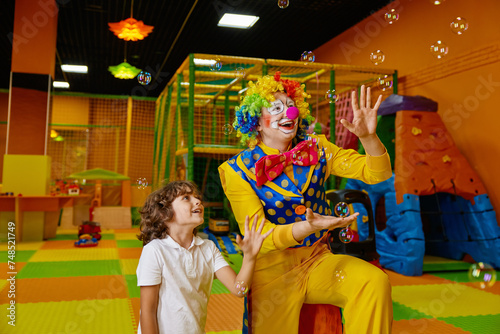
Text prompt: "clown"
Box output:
[[219, 72, 393, 333]]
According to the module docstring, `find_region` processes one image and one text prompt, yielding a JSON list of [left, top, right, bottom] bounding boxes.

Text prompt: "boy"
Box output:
[[136, 180, 272, 334]]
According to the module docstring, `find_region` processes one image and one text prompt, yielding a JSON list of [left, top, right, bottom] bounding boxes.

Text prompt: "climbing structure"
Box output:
[[153, 53, 396, 223], [346, 95, 500, 275]]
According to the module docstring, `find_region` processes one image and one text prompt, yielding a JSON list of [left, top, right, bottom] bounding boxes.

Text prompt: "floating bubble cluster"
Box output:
[[334, 202, 349, 218], [210, 58, 222, 71], [339, 226, 355, 243], [137, 71, 152, 85], [137, 177, 148, 190], [378, 75, 393, 91], [384, 9, 399, 24], [325, 89, 339, 103], [430, 40, 449, 59], [339, 159, 352, 171], [223, 123, 233, 135], [468, 262, 496, 289], [335, 269, 346, 282], [278, 0, 289, 9], [300, 51, 316, 63], [369, 50, 385, 65], [450, 17, 468, 35], [235, 66, 245, 76]]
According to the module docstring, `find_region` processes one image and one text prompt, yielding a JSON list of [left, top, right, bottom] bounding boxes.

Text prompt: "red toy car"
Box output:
[[78, 221, 102, 240]]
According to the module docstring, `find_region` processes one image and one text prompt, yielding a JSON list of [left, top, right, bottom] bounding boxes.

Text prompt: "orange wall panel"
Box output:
[[10, 0, 58, 77], [8, 87, 48, 155], [0, 92, 8, 183], [314, 0, 500, 222], [52, 95, 90, 127]]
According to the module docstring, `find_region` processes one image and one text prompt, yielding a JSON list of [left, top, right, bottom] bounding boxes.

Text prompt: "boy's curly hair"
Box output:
[[137, 180, 201, 245]]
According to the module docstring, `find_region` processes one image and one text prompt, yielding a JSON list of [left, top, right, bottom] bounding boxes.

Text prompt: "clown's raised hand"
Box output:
[[340, 85, 382, 139]]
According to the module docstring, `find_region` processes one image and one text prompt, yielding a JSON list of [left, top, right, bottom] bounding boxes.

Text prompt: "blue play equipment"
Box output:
[[346, 175, 500, 275], [341, 94, 500, 276]]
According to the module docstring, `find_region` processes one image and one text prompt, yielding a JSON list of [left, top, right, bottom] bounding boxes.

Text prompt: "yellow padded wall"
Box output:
[[2, 155, 51, 195]]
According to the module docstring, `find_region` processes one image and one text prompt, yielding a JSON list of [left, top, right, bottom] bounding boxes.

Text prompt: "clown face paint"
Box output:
[[258, 92, 299, 150]]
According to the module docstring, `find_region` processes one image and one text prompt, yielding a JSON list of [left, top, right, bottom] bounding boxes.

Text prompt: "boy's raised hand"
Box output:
[[236, 215, 273, 258]]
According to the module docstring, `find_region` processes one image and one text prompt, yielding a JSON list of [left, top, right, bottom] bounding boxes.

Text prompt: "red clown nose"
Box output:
[[286, 106, 299, 120]]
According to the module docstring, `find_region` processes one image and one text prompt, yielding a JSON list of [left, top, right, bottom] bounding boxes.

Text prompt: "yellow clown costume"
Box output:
[[219, 73, 393, 334]]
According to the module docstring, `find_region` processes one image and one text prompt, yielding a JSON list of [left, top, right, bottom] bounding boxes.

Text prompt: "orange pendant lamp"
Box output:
[[108, 0, 154, 41], [108, 17, 154, 41]]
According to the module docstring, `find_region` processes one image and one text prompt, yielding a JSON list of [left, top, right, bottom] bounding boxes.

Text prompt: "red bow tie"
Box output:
[[255, 140, 319, 186]]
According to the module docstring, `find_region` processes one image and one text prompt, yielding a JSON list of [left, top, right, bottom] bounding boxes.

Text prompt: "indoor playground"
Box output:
[[1, 0, 500, 333]]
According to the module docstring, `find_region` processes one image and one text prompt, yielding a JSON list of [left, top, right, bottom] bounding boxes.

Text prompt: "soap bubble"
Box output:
[[223, 123, 233, 135], [325, 89, 339, 103], [378, 75, 393, 91], [334, 202, 349, 217], [370, 50, 385, 65], [300, 51, 316, 63], [137, 71, 152, 85], [450, 17, 468, 35], [430, 40, 449, 59], [468, 262, 496, 289], [235, 66, 245, 76], [278, 0, 289, 9], [210, 58, 222, 71], [137, 177, 148, 190], [335, 269, 346, 282], [339, 226, 355, 243], [384, 9, 399, 24], [339, 158, 352, 171]]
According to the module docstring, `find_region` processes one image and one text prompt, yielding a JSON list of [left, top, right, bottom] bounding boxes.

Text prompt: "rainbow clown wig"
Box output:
[[233, 72, 314, 148]]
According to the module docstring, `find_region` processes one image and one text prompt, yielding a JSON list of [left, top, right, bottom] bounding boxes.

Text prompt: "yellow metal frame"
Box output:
[[153, 53, 397, 187]]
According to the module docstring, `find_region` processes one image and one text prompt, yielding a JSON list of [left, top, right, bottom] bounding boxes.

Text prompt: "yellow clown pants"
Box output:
[[249, 242, 393, 334]]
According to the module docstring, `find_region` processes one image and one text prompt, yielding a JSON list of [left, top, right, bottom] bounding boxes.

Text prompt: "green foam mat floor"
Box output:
[[423, 256, 472, 272], [116, 240, 143, 248], [0, 250, 36, 262], [438, 314, 500, 334], [212, 279, 231, 295], [393, 301, 432, 321], [124, 274, 140, 298], [17, 260, 122, 278]]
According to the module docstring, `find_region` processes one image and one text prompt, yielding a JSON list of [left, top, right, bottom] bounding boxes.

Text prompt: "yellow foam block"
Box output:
[[114, 228, 140, 234], [115, 233, 139, 240], [29, 248, 119, 262], [0, 299, 135, 334], [2, 155, 51, 195], [120, 259, 139, 275], [392, 284, 500, 317], [0, 241, 43, 251], [101, 228, 116, 234]]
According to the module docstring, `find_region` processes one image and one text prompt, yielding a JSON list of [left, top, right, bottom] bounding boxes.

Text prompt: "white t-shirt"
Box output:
[[136, 235, 229, 334]]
